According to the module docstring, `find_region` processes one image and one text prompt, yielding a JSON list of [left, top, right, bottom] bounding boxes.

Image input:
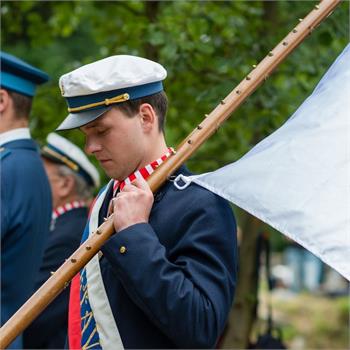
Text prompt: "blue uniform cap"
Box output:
[[0, 51, 49, 97]]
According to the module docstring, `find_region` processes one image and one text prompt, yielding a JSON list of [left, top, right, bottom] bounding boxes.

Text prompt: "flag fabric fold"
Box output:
[[179, 44, 350, 280]]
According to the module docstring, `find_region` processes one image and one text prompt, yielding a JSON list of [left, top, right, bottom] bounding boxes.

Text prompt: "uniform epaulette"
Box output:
[[0, 147, 11, 160]]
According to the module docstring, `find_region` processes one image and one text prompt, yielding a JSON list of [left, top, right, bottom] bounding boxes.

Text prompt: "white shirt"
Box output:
[[0, 128, 31, 147]]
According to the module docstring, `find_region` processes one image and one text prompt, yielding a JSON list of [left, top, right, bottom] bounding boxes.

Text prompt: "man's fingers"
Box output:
[[121, 183, 139, 193], [130, 177, 150, 191], [120, 177, 151, 193]]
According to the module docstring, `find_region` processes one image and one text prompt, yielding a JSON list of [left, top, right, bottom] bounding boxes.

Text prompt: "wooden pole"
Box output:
[[0, 1, 341, 348]]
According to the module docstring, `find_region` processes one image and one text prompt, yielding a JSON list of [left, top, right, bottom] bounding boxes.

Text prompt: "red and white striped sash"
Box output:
[[72, 147, 175, 350]]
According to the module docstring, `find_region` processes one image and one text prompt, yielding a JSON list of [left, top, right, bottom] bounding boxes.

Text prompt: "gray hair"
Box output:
[[56, 164, 94, 201]]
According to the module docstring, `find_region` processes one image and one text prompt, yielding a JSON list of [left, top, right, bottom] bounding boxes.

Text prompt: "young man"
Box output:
[[23, 133, 100, 349], [57, 55, 238, 349], [0, 52, 51, 348]]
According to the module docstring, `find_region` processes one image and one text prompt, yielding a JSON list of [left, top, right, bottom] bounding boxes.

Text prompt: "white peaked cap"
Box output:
[[56, 55, 167, 131], [59, 55, 167, 97], [44, 133, 100, 188]]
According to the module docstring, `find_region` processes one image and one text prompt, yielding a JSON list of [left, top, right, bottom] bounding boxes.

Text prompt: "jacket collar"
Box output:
[[0, 128, 30, 146]]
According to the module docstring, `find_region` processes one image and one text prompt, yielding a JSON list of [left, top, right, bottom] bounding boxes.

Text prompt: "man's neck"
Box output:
[[139, 137, 169, 169], [0, 118, 28, 133]]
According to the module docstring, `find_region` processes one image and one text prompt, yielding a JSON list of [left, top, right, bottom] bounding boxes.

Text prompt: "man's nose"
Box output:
[[85, 138, 102, 155]]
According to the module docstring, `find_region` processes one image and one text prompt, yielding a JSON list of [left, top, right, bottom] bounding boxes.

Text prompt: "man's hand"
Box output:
[[112, 177, 154, 232]]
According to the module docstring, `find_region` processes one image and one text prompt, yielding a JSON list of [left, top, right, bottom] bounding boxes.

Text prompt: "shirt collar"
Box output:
[[0, 128, 31, 146]]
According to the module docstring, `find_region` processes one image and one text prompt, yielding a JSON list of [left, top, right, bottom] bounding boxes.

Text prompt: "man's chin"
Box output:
[[102, 167, 122, 181], [100, 165, 114, 179], [100, 162, 134, 181]]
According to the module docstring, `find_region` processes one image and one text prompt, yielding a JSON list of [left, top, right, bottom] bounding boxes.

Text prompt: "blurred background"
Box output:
[[2, 1, 349, 348]]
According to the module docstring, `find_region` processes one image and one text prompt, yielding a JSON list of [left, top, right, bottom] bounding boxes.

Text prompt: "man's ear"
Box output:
[[139, 103, 157, 133], [59, 175, 76, 198], [0, 89, 11, 114]]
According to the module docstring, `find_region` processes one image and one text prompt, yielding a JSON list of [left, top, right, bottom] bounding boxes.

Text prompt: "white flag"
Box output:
[[178, 44, 350, 280]]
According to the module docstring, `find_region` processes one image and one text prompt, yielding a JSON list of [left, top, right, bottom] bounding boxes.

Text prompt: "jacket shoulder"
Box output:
[[0, 147, 12, 161], [169, 178, 232, 211]]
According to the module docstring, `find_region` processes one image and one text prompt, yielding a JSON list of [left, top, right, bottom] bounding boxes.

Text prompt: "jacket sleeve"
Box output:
[[1, 183, 8, 239], [101, 190, 237, 348], [1, 155, 11, 238]]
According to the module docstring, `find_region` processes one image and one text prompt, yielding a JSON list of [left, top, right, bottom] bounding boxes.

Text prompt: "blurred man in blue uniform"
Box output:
[[0, 52, 52, 348], [57, 55, 238, 349], [23, 133, 100, 349]]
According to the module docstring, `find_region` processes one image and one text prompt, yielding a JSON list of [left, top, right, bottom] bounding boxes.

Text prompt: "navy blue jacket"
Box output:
[[97, 166, 238, 348], [1, 139, 52, 348], [23, 207, 88, 349]]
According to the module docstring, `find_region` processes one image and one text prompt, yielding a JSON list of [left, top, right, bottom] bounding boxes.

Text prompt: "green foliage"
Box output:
[[1, 0, 348, 184], [261, 293, 350, 349], [336, 296, 350, 324]]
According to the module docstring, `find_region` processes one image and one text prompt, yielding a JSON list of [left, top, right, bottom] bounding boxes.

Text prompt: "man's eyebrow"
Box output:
[[81, 122, 99, 131]]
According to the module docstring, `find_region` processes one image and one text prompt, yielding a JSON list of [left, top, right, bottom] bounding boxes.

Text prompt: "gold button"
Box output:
[[119, 246, 127, 254]]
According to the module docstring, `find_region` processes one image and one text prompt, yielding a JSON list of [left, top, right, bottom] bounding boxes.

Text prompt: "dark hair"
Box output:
[[8, 90, 32, 119], [116, 91, 168, 132]]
